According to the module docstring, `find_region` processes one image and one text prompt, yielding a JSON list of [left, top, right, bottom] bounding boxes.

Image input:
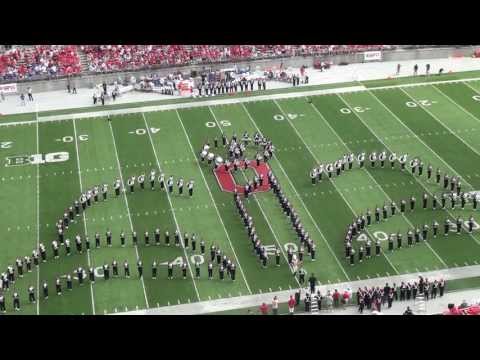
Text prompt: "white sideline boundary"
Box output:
[[2, 76, 480, 128], [115, 264, 480, 315]]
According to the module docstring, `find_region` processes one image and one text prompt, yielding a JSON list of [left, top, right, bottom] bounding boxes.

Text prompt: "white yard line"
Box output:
[[5, 76, 480, 129], [462, 80, 480, 95], [240, 102, 351, 281], [334, 95, 449, 268], [275, 99, 402, 274], [351, 93, 480, 247], [399, 87, 480, 158], [367, 89, 475, 190], [174, 109, 252, 294], [106, 120, 150, 308], [72, 119, 96, 314], [431, 84, 480, 128], [141, 111, 201, 301], [207, 106, 300, 287], [35, 104, 40, 315], [116, 263, 480, 315]]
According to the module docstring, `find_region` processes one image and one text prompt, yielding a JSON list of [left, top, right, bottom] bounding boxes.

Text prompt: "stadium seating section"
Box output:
[[0, 45, 394, 80]]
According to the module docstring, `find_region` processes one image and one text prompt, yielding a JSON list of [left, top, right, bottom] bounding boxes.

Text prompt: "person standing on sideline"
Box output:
[[27, 87, 33, 101], [259, 302, 269, 315], [288, 295, 296, 315], [308, 273, 317, 294], [396, 63, 401, 75], [0, 89, 4, 102], [272, 296, 279, 315], [20, 93, 25, 106]]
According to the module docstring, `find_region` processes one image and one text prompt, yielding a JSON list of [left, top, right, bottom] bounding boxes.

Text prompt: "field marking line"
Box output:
[[348, 92, 480, 248], [274, 99, 400, 275], [400, 87, 480, 158], [334, 94, 448, 268], [35, 103, 40, 315], [431, 84, 480, 128], [72, 118, 97, 314], [174, 109, 252, 295], [240, 102, 351, 281], [141, 111, 201, 301], [366, 89, 475, 190], [107, 119, 150, 308], [207, 106, 300, 288], [462, 80, 480, 96]]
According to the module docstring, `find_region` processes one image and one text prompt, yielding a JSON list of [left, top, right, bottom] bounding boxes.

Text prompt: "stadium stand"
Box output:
[[0, 45, 81, 81], [1, 45, 396, 81]]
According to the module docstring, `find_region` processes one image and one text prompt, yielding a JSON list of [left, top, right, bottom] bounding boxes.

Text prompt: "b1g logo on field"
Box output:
[[5, 152, 69, 167]]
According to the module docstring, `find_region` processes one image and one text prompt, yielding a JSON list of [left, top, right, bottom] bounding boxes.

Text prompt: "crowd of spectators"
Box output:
[[1, 45, 396, 81], [81, 45, 394, 73], [0, 45, 81, 81]]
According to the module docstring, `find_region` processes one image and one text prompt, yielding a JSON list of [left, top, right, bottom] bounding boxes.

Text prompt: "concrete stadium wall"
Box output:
[[13, 46, 478, 94]]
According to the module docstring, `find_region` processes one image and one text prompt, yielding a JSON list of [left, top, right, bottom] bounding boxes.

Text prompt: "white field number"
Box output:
[[61, 135, 88, 142], [205, 120, 231, 128], [406, 99, 434, 107], [340, 106, 368, 114], [357, 231, 388, 242], [160, 255, 205, 266], [0, 141, 13, 149], [473, 95, 480, 102], [284, 242, 298, 252], [131, 128, 160, 135]]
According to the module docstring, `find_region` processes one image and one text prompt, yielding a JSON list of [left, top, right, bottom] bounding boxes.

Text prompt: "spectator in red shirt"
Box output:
[[288, 295, 296, 315], [332, 289, 340, 308], [259, 302, 269, 315]]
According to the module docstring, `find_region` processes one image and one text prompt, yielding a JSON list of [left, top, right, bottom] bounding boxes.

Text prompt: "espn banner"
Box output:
[[363, 51, 382, 62], [0, 83, 17, 94]]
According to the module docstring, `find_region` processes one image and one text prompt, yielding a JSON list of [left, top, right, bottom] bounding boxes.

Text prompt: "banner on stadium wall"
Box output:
[[363, 51, 382, 62], [0, 83, 17, 94]]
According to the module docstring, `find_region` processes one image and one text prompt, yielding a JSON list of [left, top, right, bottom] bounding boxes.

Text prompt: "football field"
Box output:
[[1, 76, 480, 314]]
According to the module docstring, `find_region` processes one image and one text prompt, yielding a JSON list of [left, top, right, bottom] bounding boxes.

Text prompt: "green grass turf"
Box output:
[[1, 75, 480, 314]]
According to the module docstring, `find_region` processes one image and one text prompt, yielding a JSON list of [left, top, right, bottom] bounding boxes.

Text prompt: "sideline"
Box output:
[[3, 76, 480, 128], [116, 264, 480, 315]]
